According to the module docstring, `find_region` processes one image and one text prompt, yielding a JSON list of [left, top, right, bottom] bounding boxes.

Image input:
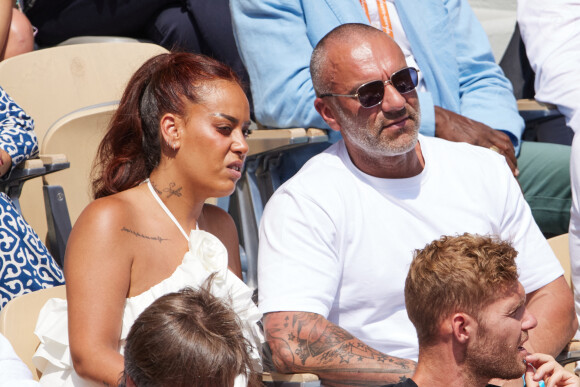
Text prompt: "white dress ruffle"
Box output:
[[32, 229, 263, 387]]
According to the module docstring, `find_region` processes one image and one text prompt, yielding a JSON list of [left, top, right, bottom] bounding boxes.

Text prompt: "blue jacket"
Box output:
[[231, 0, 524, 152]]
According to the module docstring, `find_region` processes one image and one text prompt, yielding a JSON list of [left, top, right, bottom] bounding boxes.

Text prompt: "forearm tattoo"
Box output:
[[266, 313, 414, 383], [121, 227, 169, 243]]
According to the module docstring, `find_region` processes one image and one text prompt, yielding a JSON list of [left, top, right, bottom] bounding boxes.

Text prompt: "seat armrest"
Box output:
[[247, 128, 309, 156], [2, 159, 46, 187], [306, 128, 329, 143], [0, 159, 47, 214], [262, 372, 321, 386], [39, 153, 70, 174], [556, 339, 580, 362], [518, 98, 561, 122]]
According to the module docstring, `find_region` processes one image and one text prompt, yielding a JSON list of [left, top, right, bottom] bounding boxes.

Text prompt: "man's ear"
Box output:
[[451, 313, 475, 344], [159, 113, 181, 150], [314, 97, 341, 132]]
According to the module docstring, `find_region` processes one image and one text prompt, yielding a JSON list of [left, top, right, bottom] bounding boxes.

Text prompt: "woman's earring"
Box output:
[[172, 142, 176, 151]]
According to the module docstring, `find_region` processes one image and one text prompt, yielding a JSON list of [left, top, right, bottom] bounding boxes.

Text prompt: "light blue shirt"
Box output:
[[230, 0, 524, 153]]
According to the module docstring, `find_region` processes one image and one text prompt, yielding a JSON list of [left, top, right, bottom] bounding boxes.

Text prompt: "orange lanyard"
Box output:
[[359, 0, 394, 38]]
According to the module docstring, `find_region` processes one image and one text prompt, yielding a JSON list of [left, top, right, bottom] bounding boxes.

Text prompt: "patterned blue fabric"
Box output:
[[0, 86, 64, 309], [0, 88, 38, 177]]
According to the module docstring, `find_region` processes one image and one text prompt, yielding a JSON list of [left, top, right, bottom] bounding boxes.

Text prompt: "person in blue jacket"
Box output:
[[230, 0, 571, 236]]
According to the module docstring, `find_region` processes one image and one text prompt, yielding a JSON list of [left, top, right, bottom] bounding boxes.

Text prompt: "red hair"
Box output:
[[92, 52, 242, 199], [405, 233, 519, 346]]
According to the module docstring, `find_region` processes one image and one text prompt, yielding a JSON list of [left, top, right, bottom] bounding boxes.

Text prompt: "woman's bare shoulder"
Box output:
[[74, 188, 146, 230], [66, 188, 149, 264], [63, 189, 149, 290]]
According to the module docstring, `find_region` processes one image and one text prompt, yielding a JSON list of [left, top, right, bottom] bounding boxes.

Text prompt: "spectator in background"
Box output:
[[120, 284, 261, 387], [517, 0, 580, 138], [0, 0, 34, 61], [0, 85, 64, 309], [21, 0, 252, 111], [517, 0, 580, 338], [230, 0, 572, 237]]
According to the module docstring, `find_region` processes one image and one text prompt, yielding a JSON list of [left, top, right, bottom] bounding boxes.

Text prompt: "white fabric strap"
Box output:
[[360, 0, 394, 38], [356, 0, 427, 92], [147, 179, 192, 241]]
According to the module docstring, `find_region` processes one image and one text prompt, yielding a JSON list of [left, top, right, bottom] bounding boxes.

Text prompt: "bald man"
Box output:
[[257, 23, 575, 386]]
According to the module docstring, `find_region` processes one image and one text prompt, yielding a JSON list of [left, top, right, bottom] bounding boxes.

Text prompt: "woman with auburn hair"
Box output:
[[32, 52, 262, 386]]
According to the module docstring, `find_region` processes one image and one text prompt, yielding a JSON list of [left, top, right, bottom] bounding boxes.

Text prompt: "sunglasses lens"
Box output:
[[357, 80, 385, 108], [355, 68, 418, 108], [392, 68, 418, 94]]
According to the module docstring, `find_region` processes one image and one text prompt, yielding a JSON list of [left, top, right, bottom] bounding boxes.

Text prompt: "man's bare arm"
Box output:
[[525, 276, 578, 357], [264, 311, 415, 386]]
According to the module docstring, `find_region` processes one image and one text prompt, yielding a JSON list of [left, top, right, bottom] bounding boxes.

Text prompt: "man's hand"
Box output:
[[264, 311, 415, 386], [525, 353, 580, 387], [0, 149, 11, 178], [434, 106, 518, 177]]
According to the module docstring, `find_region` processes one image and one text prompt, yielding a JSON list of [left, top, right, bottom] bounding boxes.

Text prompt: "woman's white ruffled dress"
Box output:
[[32, 229, 263, 386]]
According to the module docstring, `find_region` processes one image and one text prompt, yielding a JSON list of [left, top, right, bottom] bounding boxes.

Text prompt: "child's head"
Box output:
[[120, 282, 258, 387]]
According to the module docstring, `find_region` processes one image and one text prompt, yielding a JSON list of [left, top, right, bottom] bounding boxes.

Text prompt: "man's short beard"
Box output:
[[464, 320, 527, 381], [336, 104, 420, 157]]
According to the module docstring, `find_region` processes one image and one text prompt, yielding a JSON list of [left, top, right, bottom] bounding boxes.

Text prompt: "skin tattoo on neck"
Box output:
[[121, 227, 169, 243], [151, 181, 183, 198], [151, 182, 163, 195], [163, 182, 182, 198]]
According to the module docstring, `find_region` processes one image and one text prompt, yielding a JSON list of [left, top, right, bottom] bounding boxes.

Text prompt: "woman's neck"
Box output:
[[148, 171, 206, 230]]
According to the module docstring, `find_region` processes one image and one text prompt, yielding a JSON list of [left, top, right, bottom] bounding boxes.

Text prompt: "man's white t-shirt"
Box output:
[[258, 135, 563, 361]]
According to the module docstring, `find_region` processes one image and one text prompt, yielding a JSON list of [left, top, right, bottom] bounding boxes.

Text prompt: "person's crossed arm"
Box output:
[[264, 311, 415, 387]]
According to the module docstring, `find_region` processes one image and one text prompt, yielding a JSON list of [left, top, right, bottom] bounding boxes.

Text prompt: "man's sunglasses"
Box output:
[[319, 67, 419, 108]]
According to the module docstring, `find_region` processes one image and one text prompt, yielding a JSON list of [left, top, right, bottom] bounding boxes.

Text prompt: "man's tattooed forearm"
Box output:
[[269, 313, 414, 372], [318, 374, 408, 386], [121, 227, 169, 243]]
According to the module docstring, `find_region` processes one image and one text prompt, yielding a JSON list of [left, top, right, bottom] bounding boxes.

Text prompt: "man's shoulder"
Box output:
[[420, 135, 508, 169], [421, 134, 502, 156]]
